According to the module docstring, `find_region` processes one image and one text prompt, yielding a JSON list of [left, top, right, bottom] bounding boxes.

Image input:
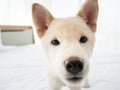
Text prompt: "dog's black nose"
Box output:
[[64, 60, 83, 75]]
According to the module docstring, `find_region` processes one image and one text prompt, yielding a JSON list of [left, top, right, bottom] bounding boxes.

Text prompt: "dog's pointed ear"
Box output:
[[32, 3, 54, 37], [77, 0, 99, 32]]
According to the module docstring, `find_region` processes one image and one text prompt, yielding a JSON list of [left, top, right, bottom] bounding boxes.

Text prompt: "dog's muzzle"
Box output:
[[64, 59, 83, 75], [64, 57, 84, 82]]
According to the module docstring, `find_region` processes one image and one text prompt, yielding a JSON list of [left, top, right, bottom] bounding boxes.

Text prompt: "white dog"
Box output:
[[32, 0, 99, 90]]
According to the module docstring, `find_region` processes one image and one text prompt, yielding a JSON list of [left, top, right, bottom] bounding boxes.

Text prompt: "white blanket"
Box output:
[[0, 45, 120, 90]]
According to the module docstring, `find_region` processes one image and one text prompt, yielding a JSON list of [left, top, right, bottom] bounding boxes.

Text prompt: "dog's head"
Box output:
[[32, 0, 98, 86]]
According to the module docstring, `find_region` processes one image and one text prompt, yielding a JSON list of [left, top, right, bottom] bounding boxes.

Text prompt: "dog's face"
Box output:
[[32, 0, 98, 86]]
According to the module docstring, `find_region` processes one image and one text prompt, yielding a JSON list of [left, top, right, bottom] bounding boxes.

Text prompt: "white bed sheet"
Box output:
[[0, 44, 120, 90]]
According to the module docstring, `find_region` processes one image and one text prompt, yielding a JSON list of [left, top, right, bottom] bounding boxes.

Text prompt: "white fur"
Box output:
[[32, 0, 99, 90], [41, 17, 95, 90]]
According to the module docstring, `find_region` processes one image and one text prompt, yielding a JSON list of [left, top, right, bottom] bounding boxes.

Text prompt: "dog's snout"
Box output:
[[64, 59, 84, 75]]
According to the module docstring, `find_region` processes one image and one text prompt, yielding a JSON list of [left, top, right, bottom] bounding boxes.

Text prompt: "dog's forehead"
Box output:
[[46, 16, 93, 38], [51, 16, 87, 31]]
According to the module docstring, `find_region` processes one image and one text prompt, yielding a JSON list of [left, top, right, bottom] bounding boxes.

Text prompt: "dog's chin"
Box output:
[[63, 76, 84, 86]]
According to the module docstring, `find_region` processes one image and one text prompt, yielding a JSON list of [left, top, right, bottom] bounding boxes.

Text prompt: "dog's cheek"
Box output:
[[45, 46, 63, 74], [53, 49, 67, 78], [83, 59, 90, 76], [48, 48, 58, 65], [81, 36, 95, 58]]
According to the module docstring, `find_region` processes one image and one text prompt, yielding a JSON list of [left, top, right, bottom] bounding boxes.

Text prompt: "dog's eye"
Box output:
[[80, 36, 88, 43], [51, 39, 60, 46]]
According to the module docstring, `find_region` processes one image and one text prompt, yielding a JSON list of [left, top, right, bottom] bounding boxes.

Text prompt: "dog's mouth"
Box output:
[[66, 77, 83, 82]]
